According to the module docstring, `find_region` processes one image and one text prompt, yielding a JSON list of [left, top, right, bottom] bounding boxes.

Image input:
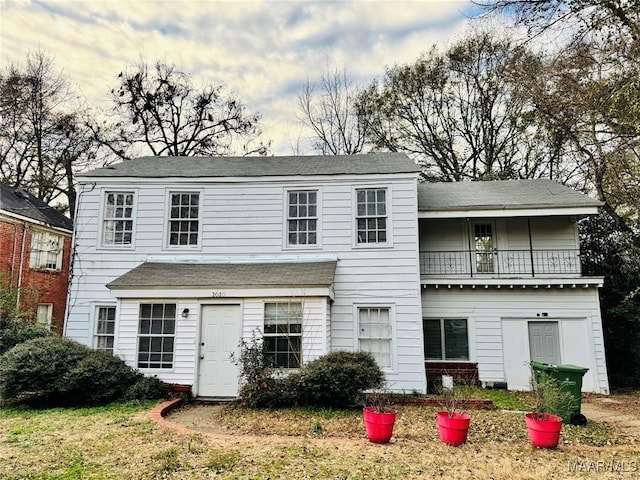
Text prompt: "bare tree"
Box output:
[[91, 61, 270, 160], [356, 31, 548, 181], [297, 66, 368, 155], [0, 51, 98, 216], [482, 0, 640, 44]]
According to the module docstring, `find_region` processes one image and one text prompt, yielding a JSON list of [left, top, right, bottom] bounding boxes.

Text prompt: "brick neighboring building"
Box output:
[[1, 183, 73, 333]]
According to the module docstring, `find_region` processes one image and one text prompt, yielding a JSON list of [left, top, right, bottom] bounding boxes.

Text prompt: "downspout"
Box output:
[[16, 223, 27, 309], [10, 222, 18, 287], [527, 218, 535, 278]]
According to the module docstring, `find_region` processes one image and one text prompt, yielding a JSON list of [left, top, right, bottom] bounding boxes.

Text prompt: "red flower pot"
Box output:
[[363, 406, 397, 444], [436, 411, 471, 446], [525, 413, 563, 448]]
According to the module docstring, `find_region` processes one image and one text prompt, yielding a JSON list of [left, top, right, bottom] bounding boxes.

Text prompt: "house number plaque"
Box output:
[[211, 291, 227, 298]]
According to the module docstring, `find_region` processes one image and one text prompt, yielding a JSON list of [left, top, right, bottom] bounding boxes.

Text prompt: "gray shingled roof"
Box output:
[[0, 183, 73, 231], [107, 261, 337, 289], [418, 180, 602, 211], [79, 153, 419, 178]]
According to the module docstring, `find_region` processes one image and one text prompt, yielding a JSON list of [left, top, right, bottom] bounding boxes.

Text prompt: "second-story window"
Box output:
[[103, 192, 134, 246], [169, 192, 200, 246], [288, 190, 317, 246], [356, 188, 387, 244], [29, 230, 63, 270]]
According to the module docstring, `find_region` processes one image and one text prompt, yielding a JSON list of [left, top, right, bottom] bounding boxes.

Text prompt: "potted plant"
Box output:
[[362, 390, 397, 444], [435, 376, 471, 446], [525, 367, 572, 449]]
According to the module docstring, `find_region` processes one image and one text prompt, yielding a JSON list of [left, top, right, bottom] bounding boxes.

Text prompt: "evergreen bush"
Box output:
[[0, 336, 170, 406], [293, 351, 384, 407]]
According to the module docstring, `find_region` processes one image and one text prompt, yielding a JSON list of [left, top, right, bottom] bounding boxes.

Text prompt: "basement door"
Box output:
[[528, 321, 561, 365], [198, 304, 241, 397]]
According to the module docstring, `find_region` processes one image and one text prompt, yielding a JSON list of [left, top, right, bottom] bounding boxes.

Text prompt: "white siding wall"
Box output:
[[421, 287, 609, 393], [66, 174, 425, 393]]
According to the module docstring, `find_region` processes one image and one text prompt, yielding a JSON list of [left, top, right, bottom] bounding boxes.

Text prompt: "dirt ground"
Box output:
[[581, 393, 640, 437], [168, 392, 640, 440]]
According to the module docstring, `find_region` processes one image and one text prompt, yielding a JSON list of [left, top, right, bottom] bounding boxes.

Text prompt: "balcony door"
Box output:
[[472, 222, 496, 274]]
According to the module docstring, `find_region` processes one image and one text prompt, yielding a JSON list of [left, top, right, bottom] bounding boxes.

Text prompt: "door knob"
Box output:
[[199, 355, 204, 360]]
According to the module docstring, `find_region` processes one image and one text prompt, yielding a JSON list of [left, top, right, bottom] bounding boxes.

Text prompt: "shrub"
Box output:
[[125, 375, 172, 401], [234, 341, 385, 408], [0, 336, 170, 407], [64, 350, 141, 405], [0, 337, 89, 405], [233, 334, 294, 408], [0, 313, 53, 355], [292, 351, 384, 407]]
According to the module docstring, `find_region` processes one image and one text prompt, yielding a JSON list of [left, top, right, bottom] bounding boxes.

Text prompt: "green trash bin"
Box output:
[[530, 361, 589, 425]]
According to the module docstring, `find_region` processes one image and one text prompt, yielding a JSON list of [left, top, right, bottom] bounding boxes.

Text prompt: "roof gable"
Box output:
[[0, 183, 73, 231], [79, 153, 419, 179]]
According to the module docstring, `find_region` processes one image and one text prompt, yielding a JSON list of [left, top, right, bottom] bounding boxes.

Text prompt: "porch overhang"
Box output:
[[418, 205, 599, 219], [106, 261, 337, 300], [421, 276, 604, 289]]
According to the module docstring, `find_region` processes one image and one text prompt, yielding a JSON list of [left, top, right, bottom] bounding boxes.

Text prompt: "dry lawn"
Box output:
[[1, 395, 639, 480]]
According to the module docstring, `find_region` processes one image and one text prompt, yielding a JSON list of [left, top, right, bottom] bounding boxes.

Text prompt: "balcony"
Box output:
[[420, 249, 583, 278]]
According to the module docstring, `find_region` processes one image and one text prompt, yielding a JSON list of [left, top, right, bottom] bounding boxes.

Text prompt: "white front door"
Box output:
[[198, 304, 241, 397], [528, 321, 561, 365]]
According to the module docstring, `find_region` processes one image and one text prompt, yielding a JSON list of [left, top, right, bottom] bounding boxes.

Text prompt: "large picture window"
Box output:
[[169, 192, 200, 246], [264, 302, 302, 368], [103, 192, 134, 246], [423, 318, 469, 361], [95, 306, 116, 353], [287, 190, 317, 246], [29, 230, 63, 270], [137, 303, 176, 369], [356, 188, 387, 244], [358, 306, 392, 369]]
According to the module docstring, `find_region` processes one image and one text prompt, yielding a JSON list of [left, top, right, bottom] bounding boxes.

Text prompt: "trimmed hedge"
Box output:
[[0, 336, 170, 407]]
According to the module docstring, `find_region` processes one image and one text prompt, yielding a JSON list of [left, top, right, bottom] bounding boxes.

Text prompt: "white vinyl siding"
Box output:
[[29, 230, 63, 271], [102, 191, 135, 246], [421, 287, 609, 393], [65, 173, 425, 393]]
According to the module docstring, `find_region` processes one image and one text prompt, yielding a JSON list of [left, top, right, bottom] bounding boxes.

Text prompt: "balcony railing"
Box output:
[[420, 249, 582, 277]]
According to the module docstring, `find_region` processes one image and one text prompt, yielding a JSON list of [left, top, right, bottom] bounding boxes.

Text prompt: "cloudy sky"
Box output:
[[1, 0, 486, 155]]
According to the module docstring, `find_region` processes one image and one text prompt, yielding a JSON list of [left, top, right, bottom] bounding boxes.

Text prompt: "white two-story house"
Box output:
[[64, 153, 609, 396]]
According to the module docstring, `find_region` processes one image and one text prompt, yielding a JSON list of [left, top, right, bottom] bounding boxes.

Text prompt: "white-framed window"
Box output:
[[423, 318, 469, 361], [29, 230, 63, 271], [355, 187, 388, 245], [472, 222, 496, 274], [264, 302, 302, 369], [36, 303, 52, 327], [95, 306, 116, 353], [168, 191, 200, 247], [103, 191, 135, 246], [137, 303, 176, 369], [357, 306, 392, 369], [287, 190, 318, 247]]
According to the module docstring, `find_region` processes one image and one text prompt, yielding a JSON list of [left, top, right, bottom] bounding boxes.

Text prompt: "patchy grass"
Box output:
[[1, 398, 639, 480]]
